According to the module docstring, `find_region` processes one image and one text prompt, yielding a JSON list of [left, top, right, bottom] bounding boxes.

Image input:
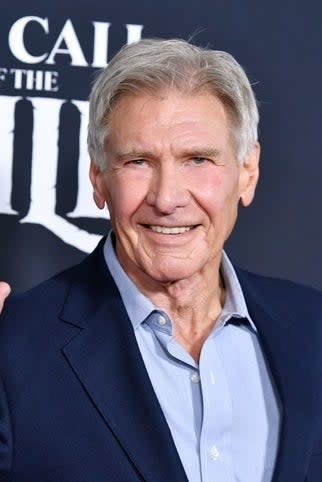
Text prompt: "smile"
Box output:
[[148, 225, 195, 234]]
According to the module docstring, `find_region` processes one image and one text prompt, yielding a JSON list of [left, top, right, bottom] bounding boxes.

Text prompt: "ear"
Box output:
[[89, 160, 106, 210], [239, 142, 260, 207]]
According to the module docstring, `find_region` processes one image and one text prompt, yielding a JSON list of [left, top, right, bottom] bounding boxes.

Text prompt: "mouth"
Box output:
[[143, 225, 199, 235]]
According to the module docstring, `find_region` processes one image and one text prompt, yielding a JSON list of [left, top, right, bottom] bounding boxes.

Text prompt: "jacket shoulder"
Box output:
[[0, 237, 107, 327], [0, 238, 109, 349], [0, 264, 80, 359], [236, 267, 322, 320], [1, 263, 79, 322]]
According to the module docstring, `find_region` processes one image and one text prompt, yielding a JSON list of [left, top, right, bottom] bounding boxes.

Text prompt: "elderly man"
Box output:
[[1, 39, 322, 482]]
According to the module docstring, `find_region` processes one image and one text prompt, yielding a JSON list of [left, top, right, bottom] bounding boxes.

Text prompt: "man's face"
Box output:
[[90, 90, 259, 285]]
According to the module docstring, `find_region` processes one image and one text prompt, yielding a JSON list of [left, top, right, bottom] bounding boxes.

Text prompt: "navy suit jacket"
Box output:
[[1, 238, 322, 482]]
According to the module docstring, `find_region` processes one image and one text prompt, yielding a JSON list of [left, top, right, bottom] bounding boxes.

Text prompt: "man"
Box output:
[[1, 39, 322, 482]]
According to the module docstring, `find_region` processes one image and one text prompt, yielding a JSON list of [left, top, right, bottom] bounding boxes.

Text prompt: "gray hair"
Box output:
[[88, 38, 259, 168]]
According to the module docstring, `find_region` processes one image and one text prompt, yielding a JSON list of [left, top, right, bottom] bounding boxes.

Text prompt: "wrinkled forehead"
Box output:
[[105, 86, 239, 155]]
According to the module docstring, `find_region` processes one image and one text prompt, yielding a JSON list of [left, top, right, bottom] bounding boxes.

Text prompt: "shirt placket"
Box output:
[[199, 333, 234, 482]]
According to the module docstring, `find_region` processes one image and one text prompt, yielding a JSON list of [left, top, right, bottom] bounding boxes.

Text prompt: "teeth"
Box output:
[[149, 225, 192, 234]]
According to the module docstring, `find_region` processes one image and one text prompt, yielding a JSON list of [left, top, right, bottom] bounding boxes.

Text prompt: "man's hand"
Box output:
[[0, 282, 11, 314]]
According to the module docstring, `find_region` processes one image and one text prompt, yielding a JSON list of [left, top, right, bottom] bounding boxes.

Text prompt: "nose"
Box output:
[[146, 161, 190, 214]]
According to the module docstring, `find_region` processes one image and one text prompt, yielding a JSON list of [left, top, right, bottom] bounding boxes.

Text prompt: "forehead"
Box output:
[[107, 89, 232, 152]]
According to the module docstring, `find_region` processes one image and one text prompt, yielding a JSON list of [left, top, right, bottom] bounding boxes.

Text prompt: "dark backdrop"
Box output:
[[1, 1, 322, 293]]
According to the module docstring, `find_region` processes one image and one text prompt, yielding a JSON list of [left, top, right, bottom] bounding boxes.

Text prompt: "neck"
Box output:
[[126, 261, 226, 362]]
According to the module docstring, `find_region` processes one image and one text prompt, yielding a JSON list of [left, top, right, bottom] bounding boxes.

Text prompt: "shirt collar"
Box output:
[[103, 231, 156, 330], [103, 230, 256, 332], [219, 251, 257, 332]]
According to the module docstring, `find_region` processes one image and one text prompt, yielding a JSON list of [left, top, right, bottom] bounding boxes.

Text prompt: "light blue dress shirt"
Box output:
[[103, 232, 281, 482]]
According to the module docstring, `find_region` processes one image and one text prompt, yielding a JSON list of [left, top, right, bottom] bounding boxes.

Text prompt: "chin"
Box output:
[[145, 262, 200, 284]]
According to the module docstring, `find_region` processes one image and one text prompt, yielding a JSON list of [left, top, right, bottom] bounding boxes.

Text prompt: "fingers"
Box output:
[[0, 282, 11, 314]]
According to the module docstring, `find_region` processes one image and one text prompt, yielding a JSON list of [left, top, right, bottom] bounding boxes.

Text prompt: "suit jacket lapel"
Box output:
[[60, 242, 188, 482], [237, 269, 319, 482]]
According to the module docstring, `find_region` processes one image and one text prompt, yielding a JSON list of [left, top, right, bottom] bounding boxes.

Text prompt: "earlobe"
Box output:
[[93, 190, 105, 209], [240, 142, 260, 207], [89, 160, 106, 210]]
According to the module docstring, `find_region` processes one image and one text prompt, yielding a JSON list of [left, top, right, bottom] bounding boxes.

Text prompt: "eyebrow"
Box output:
[[180, 147, 222, 159], [114, 150, 153, 161]]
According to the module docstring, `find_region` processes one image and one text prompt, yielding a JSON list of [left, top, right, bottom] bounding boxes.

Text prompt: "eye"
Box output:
[[126, 159, 147, 166], [191, 157, 209, 165]]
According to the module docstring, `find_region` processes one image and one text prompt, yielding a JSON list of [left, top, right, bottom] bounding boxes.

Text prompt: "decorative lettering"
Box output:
[[8, 16, 49, 64], [0, 96, 20, 215], [46, 19, 88, 67], [8, 16, 144, 68]]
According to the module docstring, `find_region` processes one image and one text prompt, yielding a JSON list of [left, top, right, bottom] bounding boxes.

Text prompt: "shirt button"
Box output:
[[209, 445, 220, 460], [157, 315, 167, 326], [190, 373, 200, 383]]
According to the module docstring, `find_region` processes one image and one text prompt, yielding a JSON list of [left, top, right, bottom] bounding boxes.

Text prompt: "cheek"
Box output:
[[193, 174, 240, 221], [192, 175, 230, 206], [105, 175, 148, 222]]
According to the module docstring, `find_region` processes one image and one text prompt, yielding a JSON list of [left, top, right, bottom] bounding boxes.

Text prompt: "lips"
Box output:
[[147, 225, 196, 234]]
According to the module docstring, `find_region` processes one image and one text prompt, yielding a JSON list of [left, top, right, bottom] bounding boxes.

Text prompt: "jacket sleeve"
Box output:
[[0, 376, 12, 481]]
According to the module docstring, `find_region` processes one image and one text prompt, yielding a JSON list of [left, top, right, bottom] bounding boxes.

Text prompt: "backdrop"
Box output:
[[1, 0, 322, 293]]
